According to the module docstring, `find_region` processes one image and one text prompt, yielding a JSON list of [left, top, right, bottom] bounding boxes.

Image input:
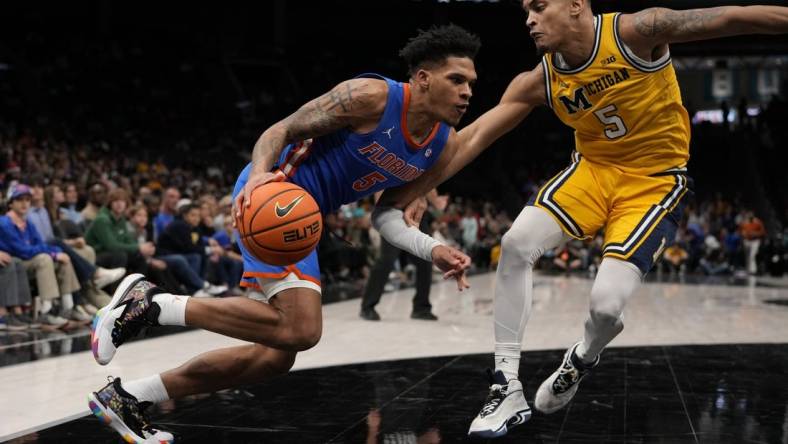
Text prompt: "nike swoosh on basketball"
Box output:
[[275, 194, 306, 218]]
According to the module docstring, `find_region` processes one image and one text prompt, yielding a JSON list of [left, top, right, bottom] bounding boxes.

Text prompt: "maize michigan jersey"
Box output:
[[543, 13, 691, 176], [532, 13, 693, 274]]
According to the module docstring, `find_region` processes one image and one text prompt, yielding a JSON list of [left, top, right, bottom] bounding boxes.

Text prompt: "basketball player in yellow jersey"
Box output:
[[374, 0, 788, 438]]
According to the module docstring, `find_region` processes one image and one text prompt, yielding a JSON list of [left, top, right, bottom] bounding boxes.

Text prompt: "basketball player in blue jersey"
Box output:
[[85, 24, 482, 442], [376, 1, 788, 438]]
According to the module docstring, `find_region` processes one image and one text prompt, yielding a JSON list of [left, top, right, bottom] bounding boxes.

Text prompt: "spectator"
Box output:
[[140, 193, 160, 242], [739, 210, 766, 275], [460, 207, 479, 252], [662, 242, 689, 275], [126, 203, 183, 293], [38, 183, 126, 289], [553, 241, 584, 274], [154, 187, 180, 241], [211, 213, 244, 293], [0, 249, 38, 330], [81, 183, 108, 228], [86, 188, 156, 272], [0, 184, 78, 327], [156, 203, 227, 297], [44, 184, 124, 307], [60, 182, 84, 225], [700, 231, 730, 275], [212, 194, 233, 234]]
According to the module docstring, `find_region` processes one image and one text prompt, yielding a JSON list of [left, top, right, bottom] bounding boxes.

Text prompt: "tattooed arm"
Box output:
[[234, 78, 387, 214], [250, 78, 387, 175], [619, 6, 788, 60]]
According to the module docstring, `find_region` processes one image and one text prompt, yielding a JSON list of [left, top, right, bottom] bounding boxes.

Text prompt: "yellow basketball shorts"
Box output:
[[529, 152, 691, 274]]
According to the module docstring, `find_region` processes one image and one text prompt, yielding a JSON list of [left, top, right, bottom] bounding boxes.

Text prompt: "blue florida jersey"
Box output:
[[270, 73, 450, 213], [233, 73, 451, 292]]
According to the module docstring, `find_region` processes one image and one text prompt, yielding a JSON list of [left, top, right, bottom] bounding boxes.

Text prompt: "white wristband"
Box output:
[[371, 206, 443, 262]]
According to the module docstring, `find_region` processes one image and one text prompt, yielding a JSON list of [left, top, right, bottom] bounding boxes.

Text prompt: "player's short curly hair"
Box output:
[[399, 24, 481, 76]]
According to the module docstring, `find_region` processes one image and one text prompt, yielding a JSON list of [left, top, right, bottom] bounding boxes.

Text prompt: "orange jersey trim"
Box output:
[[400, 83, 440, 150], [242, 265, 321, 288]]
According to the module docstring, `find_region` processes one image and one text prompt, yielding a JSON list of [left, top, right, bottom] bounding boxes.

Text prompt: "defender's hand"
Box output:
[[234, 170, 286, 220], [431, 245, 471, 291]]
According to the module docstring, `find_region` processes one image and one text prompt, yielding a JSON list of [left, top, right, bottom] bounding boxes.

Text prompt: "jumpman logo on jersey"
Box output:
[[382, 126, 395, 139]]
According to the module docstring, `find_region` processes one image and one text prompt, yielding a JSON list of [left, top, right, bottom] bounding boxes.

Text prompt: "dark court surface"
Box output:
[[9, 344, 787, 444]]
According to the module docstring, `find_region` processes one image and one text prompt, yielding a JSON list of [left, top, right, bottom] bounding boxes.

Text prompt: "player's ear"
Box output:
[[414, 68, 431, 91], [569, 0, 585, 18]]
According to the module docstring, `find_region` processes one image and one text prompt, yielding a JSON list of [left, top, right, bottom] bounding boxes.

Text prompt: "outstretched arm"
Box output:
[[619, 6, 788, 57], [377, 66, 546, 210]]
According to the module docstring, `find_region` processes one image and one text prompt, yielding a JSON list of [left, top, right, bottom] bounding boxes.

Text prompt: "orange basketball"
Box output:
[[236, 181, 322, 266]]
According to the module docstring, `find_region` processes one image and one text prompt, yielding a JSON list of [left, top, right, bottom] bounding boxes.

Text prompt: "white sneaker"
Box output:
[[40, 311, 69, 328], [468, 370, 531, 438], [94, 267, 126, 289], [91, 273, 164, 365], [192, 289, 211, 298], [534, 342, 599, 414], [62, 307, 92, 323], [203, 283, 228, 296]]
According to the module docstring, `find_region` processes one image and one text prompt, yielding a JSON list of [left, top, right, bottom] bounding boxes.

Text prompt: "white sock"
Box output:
[[152, 293, 189, 326], [122, 374, 170, 404], [493, 207, 567, 383], [61, 293, 74, 311], [494, 342, 522, 381], [40, 299, 53, 314]]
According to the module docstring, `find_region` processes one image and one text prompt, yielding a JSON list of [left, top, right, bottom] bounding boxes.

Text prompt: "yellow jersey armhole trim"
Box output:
[[550, 14, 603, 75], [612, 13, 672, 73], [541, 56, 553, 110]]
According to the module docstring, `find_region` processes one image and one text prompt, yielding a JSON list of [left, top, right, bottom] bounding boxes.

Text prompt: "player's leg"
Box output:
[[91, 241, 323, 366], [89, 281, 318, 443], [181, 286, 322, 350], [535, 171, 691, 414], [469, 155, 606, 438], [467, 206, 568, 438], [534, 257, 641, 414]]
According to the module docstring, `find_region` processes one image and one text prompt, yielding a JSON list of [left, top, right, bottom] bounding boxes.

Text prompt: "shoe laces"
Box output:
[[553, 350, 593, 394], [480, 385, 508, 417], [553, 362, 580, 393], [480, 369, 509, 417], [107, 376, 156, 435], [111, 297, 157, 347]]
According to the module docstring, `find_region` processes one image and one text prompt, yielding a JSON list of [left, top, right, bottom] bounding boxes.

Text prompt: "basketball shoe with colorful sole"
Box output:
[[91, 273, 165, 365], [88, 376, 174, 443]]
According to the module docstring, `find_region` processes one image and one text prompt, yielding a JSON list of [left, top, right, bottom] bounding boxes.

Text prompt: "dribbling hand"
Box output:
[[233, 169, 286, 221], [431, 245, 471, 291]]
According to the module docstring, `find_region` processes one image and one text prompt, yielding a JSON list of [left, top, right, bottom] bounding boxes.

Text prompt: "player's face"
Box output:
[[523, 0, 570, 54], [427, 56, 476, 126]]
